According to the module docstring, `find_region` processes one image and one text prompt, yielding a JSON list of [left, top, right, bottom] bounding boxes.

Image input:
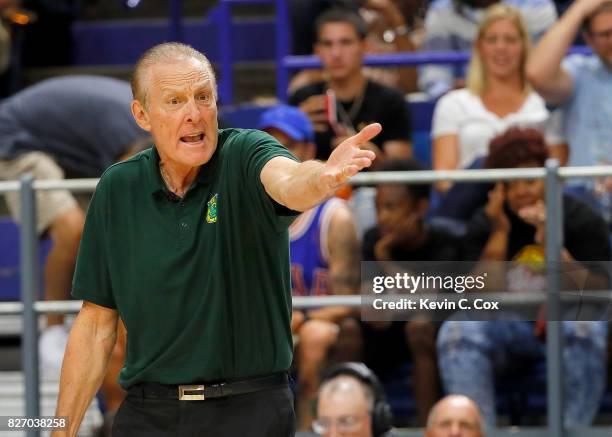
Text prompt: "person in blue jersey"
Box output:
[[258, 104, 361, 430]]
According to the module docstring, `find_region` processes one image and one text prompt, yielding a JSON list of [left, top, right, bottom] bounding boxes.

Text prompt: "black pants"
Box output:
[[112, 385, 296, 437]]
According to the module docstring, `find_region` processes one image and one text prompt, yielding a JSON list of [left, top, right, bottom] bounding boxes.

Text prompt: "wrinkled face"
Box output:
[[375, 185, 416, 237], [315, 22, 365, 81], [505, 162, 545, 215], [425, 399, 482, 437], [131, 58, 219, 169], [478, 17, 524, 80], [585, 11, 612, 66], [316, 387, 372, 437]]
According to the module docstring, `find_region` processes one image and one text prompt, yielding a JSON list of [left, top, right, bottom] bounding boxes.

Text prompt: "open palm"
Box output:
[[320, 123, 381, 189]]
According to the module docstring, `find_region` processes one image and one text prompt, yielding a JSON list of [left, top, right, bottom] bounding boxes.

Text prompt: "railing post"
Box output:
[[168, 0, 183, 42], [275, 0, 289, 102], [218, 1, 233, 105], [545, 159, 564, 437], [20, 174, 40, 437]]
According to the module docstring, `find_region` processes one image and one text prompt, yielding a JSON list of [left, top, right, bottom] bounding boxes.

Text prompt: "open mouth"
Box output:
[[180, 133, 204, 144], [491, 57, 512, 66]]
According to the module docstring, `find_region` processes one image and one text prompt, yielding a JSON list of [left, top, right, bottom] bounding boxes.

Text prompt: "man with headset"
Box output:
[[313, 362, 394, 437]]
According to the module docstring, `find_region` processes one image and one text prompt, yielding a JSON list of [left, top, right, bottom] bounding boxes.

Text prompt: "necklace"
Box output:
[[334, 79, 368, 133]]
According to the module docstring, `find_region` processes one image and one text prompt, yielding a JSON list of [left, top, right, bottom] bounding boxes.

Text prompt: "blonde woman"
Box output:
[[431, 4, 557, 193]]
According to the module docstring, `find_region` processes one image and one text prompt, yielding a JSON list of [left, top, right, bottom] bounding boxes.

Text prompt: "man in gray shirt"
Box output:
[[0, 75, 150, 378]]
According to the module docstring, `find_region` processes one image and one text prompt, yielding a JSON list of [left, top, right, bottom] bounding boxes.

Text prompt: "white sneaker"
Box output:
[[38, 325, 69, 380]]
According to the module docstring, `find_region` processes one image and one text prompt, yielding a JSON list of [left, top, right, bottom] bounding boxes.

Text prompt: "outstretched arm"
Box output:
[[261, 123, 381, 212]]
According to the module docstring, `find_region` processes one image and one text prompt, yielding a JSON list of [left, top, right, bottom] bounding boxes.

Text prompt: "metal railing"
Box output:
[[214, 0, 290, 105], [2, 161, 612, 437]]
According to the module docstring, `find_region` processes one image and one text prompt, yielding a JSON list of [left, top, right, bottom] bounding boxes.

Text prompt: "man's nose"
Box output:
[[449, 423, 462, 436], [326, 428, 341, 437], [330, 43, 343, 57], [185, 98, 201, 123]]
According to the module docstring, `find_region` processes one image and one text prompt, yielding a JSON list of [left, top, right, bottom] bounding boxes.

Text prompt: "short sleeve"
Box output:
[[544, 107, 566, 146], [288, 83, 322, 107], [561, 54, 586, 90], [241, 130, 301, 231], [432, 92, 461, 138], [71, 176, 116, 309], [288, 90, 303, 106]]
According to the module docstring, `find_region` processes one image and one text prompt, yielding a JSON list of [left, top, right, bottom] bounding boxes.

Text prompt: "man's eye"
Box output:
[[169, 98, 179, 105], [198, 94, 210, 101]]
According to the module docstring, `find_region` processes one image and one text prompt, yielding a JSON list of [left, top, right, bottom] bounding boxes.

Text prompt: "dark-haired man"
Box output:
[[289, 8, 412, 161]]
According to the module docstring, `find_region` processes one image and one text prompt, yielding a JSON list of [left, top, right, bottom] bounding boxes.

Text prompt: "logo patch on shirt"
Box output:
[[206, 194, 218, 224]]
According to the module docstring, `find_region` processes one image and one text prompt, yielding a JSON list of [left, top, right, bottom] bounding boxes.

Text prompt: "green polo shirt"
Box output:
[[72, 128, 299, 388]]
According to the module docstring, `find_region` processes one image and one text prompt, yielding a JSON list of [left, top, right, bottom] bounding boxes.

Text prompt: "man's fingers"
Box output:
[[350, 123, 382, 145], [352, 149, 377, 160], [350, 157, 374, 169]]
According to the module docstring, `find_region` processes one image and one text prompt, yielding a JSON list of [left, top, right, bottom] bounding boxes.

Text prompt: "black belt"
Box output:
[[128, 372, 288, 401]]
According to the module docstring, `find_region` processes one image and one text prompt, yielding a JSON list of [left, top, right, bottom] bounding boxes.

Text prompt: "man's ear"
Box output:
[[131, 99, 151, 132]]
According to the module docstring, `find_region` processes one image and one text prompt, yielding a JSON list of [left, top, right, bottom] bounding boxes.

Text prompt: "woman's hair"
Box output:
[[466, 3, 531, 95], [485, 127, 548, 169]]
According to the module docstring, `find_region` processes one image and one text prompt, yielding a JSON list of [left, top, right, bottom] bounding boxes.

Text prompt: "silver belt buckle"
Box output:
[[179, 384, 205, 400]]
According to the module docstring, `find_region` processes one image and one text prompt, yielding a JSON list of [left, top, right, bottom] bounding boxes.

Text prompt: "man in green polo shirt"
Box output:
[[53, 42, 380, 437]]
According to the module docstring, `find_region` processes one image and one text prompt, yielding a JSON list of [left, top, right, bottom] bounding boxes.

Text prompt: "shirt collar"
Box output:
[[147, 132, 223, 198]]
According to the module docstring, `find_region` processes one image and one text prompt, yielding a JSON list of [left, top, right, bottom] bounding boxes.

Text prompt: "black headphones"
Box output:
[[319, 362, 393, 437]]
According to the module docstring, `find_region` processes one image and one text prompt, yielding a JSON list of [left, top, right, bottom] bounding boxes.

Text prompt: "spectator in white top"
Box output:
[[420, 0, 557, 98], [431, 3, 559, 193]]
